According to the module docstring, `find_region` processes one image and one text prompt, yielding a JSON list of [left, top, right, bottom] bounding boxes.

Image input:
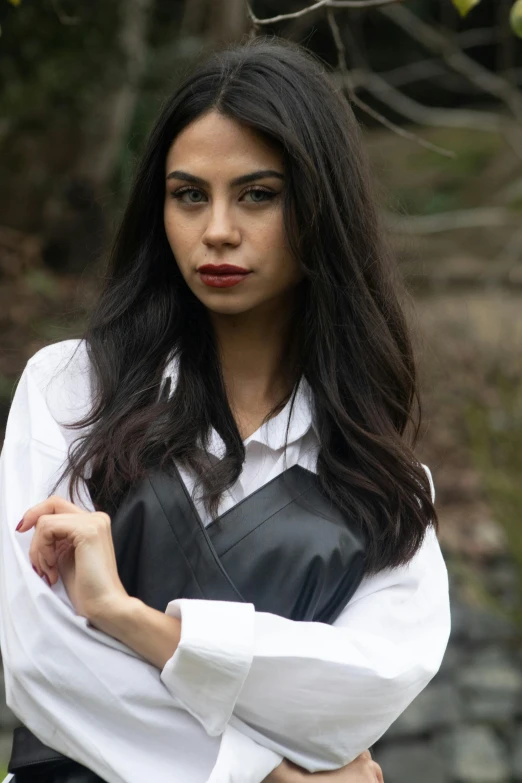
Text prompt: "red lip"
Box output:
[[198, 264, 250, 275]]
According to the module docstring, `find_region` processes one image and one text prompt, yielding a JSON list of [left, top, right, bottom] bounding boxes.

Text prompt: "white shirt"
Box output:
[[0, 339, 451, 783]]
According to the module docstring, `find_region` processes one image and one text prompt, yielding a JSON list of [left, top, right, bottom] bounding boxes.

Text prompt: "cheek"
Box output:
[[251, 214, 284, 258], [255, 217, 301, 284], [164, 208, 193, 263]]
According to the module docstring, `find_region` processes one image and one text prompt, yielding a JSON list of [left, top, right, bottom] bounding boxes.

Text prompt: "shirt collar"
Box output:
[[242, 376, 315, 452], [161, 353, 316, 458]]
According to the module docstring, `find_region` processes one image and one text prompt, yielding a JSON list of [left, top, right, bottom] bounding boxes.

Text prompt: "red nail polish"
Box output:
[[32, 565, 38, 574], [43, 574, 51, 587], [16, 519, 24, 531]]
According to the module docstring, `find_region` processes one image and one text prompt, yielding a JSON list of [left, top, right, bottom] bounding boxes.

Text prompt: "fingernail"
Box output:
[[42, 574, 51, 587], [16, 519, 24, 531]]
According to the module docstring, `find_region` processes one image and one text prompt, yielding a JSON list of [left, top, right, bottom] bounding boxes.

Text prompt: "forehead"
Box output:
[[165, 110, 283, 174]]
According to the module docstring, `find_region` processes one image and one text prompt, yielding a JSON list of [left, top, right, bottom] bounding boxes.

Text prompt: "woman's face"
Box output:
[[164, 110, 303, 316]]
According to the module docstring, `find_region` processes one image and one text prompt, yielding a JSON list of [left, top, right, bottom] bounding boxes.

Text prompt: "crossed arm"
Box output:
[[0, 357, 450, 783]]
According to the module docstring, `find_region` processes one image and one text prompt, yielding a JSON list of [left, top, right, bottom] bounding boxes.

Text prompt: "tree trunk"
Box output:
[[208, 0, 248, 44], [78, 0, 154, 188], [180, 0, 208, 38], [43, 0, 154, 275]]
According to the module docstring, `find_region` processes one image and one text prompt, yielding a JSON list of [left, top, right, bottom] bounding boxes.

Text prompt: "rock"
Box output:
[[435, 726, 510, 782], [384, 682, 462, 739], [487, 561, 520, 594], [450, 601, 518, 645], [437, 643, 463, 677], [485, 561, 521, 610], [458, 656, 522, 722], [374, 741, 448, 783], [471, 647, 518, 669]]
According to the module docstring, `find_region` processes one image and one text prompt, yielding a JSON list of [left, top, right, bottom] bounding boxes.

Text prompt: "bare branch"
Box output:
[[380, 4, 522, 120], [376, 27, 504, 91], [247, 0, 522, 156], [377, 63, 522, 96], [329, 0, 403, 6], [326, 9, 455, 158], [248, 0, 403, 27], [248, 0, 329, 26], [384, 207, 517, 235], [342, 69, 506, 133]]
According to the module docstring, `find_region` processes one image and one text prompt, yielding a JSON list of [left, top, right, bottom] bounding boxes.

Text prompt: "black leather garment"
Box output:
[[9, 465, 367, 782], [8, 728, 105, 782]]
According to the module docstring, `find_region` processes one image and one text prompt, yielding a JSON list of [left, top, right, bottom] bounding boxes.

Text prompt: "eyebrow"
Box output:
[[166, 169, 284, 187]]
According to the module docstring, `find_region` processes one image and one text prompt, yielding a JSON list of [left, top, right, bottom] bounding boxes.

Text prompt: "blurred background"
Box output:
[[1, 0, 522, 780]]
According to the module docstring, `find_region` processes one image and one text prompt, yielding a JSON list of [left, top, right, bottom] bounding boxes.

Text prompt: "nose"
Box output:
[[201, 202, 241, 250]]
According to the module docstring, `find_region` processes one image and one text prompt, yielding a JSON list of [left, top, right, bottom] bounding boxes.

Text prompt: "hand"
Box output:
[[17, 496, 129, 623], [264, 752, 383, 783]]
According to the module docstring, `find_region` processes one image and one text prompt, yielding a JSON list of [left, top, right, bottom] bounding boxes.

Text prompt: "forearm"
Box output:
[[91, 596, 181, 669], [152, 527, 449, 769], [0, 576, 218, 783]]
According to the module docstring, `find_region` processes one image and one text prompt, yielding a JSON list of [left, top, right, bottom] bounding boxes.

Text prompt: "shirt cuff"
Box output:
[[206, 723, 283, 783], [160, 598, 256, 736]]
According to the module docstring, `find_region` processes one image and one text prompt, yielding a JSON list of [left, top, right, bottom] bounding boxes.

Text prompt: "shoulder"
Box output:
[[27, 337, 87, 374], [26, 339, 90, 402], [25, 339, 93, 439]]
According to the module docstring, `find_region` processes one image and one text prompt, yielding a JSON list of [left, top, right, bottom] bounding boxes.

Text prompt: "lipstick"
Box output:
[[197, 264, 251, 289]]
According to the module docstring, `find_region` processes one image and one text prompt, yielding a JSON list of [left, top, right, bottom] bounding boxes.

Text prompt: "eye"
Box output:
[[241, 187, 276, 204], [171, 187, 207, 204]]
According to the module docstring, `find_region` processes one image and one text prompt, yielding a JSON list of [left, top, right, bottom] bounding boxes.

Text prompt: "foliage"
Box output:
[[444, 0, 522, 37], [451, 0, 482, 17], [511, 0, 522, 38], [449, 0, 522, 39]]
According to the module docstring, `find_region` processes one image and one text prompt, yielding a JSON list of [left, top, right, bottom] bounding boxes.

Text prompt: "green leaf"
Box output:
[[451, 0, 482, 17], [510, 0, 522, 38]]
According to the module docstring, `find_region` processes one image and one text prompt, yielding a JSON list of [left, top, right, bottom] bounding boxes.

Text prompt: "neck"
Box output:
[[209, 298, 300, 418]]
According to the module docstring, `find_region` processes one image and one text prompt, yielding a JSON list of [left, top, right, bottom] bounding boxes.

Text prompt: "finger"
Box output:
[[17, 495, 84, 532], [32, 522, 76, 586], [36, 550, 56, 587], [29, 517, 58, 577], [55, 538, 72, 563], [372, 761, 384, 783], [29, 514, 79, 586], [29, 530, 45, 577], [32, 514, 81, 572]]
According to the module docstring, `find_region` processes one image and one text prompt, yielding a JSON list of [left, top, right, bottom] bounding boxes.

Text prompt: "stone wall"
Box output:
[[374, 570, 522, 783], [1, 568, 521, 781]]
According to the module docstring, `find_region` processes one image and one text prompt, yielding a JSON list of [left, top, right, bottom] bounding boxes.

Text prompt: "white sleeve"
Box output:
[[160, 480, 451, 771], [0, 351, 224, 783]]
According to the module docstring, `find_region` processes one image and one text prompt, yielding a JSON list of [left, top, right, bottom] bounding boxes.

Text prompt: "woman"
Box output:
[[0, 37, 450, 783]]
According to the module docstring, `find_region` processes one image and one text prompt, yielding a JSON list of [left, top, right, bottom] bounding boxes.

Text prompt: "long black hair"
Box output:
[[51, 36, 436, 575]]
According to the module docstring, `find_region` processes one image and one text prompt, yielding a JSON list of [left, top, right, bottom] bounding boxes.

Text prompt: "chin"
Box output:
[[202, 298, 257, 316]]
